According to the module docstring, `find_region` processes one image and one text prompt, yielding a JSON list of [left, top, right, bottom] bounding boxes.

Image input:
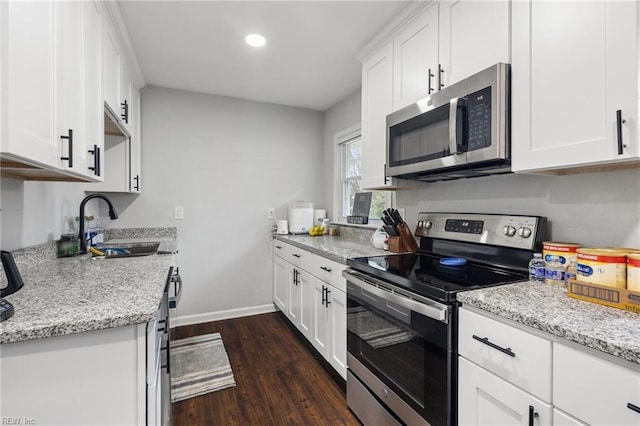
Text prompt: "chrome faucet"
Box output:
[[79, 194, 119, 253]]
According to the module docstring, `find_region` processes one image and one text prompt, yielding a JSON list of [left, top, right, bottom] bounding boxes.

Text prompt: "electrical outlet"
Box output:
[[267, 208, 275, 219], [174, 206, 184, 220]]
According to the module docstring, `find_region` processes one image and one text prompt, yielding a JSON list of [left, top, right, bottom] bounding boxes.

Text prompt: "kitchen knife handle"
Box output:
[[396, 222, 419, 253]]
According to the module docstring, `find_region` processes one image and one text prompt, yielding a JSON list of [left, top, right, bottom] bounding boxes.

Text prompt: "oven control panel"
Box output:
[[415, 213, 547, 251]]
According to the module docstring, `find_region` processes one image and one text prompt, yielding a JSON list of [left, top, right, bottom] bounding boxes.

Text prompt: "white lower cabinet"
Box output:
[[272, 240, 347, 379], [459, 306, 640, 426], [458, 357, 552, 426], [553, 342, 640, 426]]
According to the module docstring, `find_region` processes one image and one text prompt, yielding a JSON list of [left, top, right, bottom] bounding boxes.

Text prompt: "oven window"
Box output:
[[347, 288, 449, 426], [388, 104, 450, 167]]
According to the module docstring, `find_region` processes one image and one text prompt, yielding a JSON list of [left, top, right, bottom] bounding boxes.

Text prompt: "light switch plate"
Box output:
[[174, 206, 184, 220]]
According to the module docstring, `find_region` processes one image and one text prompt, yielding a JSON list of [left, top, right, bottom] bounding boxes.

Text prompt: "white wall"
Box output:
[[396, 168, 640, 248], [1, 179, 86, 251], [105, 86, 324, 324], [321, 89, 362, 217]]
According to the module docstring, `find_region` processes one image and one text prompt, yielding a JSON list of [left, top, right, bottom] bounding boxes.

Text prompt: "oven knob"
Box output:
[[425, 220, 433, 229], [518, 226, 532, 238], [417, 220, 424, 228], [503, 225, 516, 237]]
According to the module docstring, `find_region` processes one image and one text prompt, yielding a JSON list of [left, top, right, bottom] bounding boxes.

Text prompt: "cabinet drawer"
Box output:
[[554, 342, 640, 426], [273, 240, 287, 259], [458, 307, 552, 402], [311, 256, 346, 292], [286, 244, 313, 271]]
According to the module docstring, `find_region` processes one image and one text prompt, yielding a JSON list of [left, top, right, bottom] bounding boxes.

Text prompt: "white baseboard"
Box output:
[[171, 303, 277, 328]]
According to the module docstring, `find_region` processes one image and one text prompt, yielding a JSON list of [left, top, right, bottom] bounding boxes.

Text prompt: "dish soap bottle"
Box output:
[[528, 253, 546, 283]]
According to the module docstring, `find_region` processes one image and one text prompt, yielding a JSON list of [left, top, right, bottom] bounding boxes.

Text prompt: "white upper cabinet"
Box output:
[[439, 0, 510, 88], [1, 1, 102, 181], [392, 3, 439, 110], [512, 0, 638, 172], [2, 1, 58, 168], [129, 83, 141, 193], [361, 42, 394, 190], [102, 15, 122, 120]]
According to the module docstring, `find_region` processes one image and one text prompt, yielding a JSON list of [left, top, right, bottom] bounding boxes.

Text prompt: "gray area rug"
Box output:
[[347, 306, 418, 349], [170, 332, 236, 402]]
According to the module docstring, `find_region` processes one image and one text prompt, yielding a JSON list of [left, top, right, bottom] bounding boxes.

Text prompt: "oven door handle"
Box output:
[[343, 270, 449, 324]]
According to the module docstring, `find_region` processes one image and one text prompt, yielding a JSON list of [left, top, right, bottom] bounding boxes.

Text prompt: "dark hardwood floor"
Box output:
[[171, 312, 361, 426]]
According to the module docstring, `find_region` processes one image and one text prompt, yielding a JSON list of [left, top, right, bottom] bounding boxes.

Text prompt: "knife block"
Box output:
[[387, 237, 409, 253], [396, 223, 419, 253]]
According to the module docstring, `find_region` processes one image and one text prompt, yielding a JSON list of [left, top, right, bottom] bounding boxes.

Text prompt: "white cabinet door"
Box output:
[[554, 342, 640, 426], [82, 0, 104, 181], [130, 85, 141, 192], [553, 409, 587, 426], [311, 277, 329, 358], [458, 357, 552, 426], [361, 42, 394, 190], [512, 0, 638, 172], [103, 14, 121, 117], [327, 286, 347, 379], [273, 255, 289, 313], [2, 1, 58, 168], [439, 0, 509, 87], [297, 269, 313, 340], [392, 3, 439, 110], [56, 1, 88, 176]]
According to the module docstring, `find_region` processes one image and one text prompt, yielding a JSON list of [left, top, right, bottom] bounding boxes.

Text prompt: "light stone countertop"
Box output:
[[457, 281, 640, 366], [0, 253, 173, 344], [275, 234, 388, 263]]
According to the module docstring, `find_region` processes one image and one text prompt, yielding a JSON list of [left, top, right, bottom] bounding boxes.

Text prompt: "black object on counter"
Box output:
[[0, 298, 15, 322], [1, 250, 24, 298]]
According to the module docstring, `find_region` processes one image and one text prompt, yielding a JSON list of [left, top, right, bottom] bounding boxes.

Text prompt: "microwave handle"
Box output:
[[449, 97, 467, 155]]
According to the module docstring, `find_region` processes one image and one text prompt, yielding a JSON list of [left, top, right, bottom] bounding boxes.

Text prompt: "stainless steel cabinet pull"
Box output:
[[628, 403, 640, 414], [60, 129, 73, 167], [472, 334, 516, 357], [528, 405, 538, 426], [616, 109, 627, 155]]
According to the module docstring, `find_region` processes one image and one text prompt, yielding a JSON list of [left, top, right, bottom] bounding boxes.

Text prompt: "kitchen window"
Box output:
[[336, 126, 386, 220]]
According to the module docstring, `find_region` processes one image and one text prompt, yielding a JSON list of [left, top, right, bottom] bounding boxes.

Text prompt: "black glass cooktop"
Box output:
[[347, 253, 528, 303]]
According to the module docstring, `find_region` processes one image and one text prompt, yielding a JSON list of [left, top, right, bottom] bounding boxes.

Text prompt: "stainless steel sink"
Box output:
[[95, 243, 160, 258]]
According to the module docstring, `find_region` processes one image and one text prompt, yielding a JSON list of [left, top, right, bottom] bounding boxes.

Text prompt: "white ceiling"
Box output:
[[118, 1, 410, 111]]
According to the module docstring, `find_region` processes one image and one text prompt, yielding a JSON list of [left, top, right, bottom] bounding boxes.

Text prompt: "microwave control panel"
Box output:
[[466, 86, 492, 152]]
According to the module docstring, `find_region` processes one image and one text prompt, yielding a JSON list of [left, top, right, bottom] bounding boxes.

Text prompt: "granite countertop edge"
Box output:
[[1, 232, 176, 345], [457, 282, 640, 366], [275, 234, 387, 264]]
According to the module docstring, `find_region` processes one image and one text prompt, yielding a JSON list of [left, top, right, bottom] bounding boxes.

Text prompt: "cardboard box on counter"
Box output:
[[567, 279, 640, 314]]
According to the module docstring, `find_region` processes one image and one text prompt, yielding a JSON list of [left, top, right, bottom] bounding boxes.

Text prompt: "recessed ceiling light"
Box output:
[[245, 34, 266, 48]]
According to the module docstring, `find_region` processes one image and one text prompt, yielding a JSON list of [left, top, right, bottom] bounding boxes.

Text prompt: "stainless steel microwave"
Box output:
[[386, 63, 510, 182]]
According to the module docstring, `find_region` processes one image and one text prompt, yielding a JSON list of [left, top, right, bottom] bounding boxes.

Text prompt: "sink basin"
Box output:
[[95, 243, 160, 258]]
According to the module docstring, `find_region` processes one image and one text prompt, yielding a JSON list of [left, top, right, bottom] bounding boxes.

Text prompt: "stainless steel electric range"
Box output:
[[343, 213, 547, 426]]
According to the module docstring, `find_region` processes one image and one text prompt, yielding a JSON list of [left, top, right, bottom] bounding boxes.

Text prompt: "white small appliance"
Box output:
[[277, 220, 289, 235], [288, 201, 314, 234]]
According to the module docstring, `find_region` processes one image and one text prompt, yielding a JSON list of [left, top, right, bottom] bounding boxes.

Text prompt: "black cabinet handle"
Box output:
[[428, 68, 434, 94], [438, 63, 445, 89], [293, 269, 299, 285], [616, 109, 626, 155], [133, 174, 140, 191], [383, 163, 389, 185], [628, 403, 640, 414], [321, 285, 326, 305], [88, 144, 101, 176], [60, 129, 73, 167], [158, 319, 167, 333], [472, 334, 516, 357], [528, 405, 538, 426], [325, 288, 331, 307], [161, 344, 171, 374], [121, 100, 129, 124], [275, 245, 282, 249], [320, 266, 332, 272], [292, 253, 301, 258]]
